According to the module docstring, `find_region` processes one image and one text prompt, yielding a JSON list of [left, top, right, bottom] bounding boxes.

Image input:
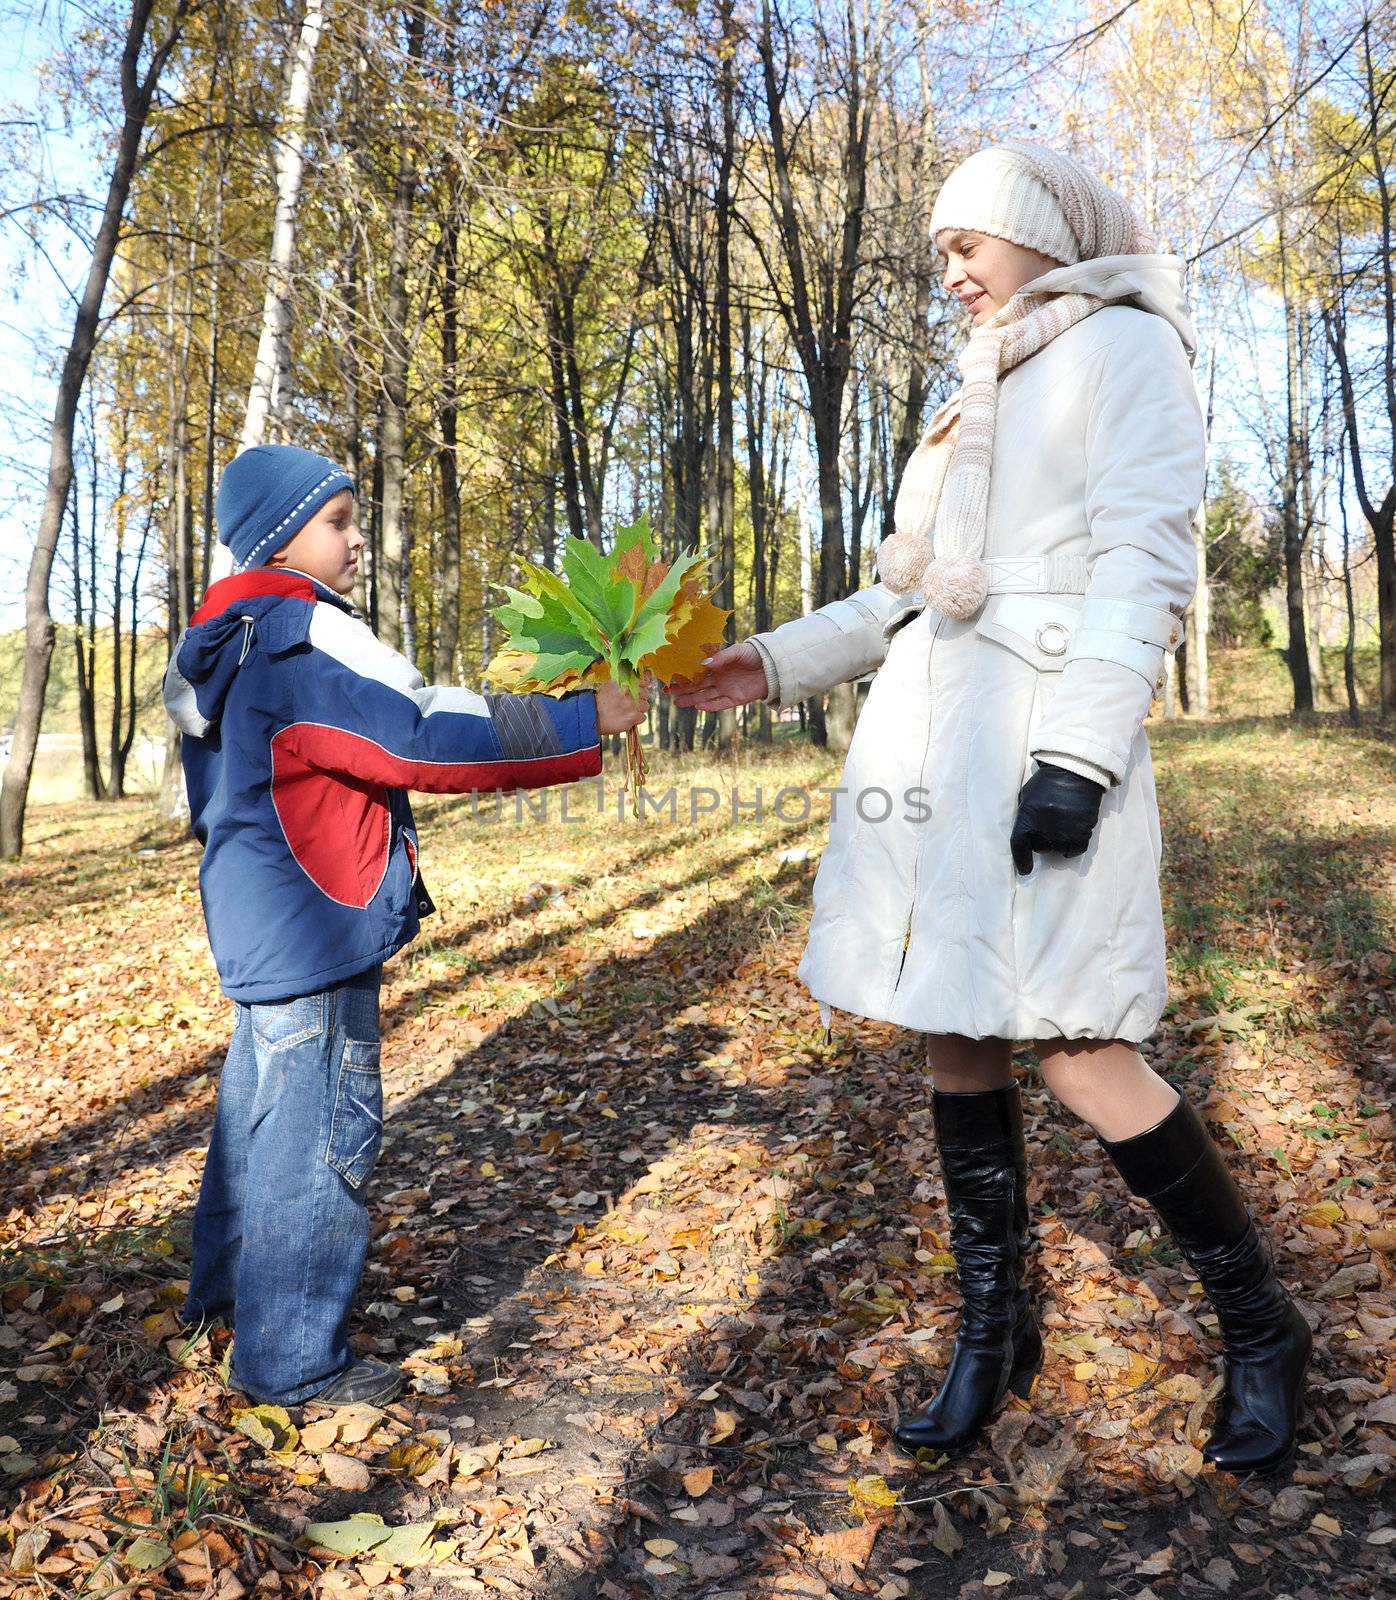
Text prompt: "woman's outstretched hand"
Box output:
[[669, 642, 770, 711]]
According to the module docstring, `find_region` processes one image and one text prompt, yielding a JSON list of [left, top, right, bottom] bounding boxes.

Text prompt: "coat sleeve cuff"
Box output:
[[749, 589, 898, 711], [747, 636, 782, 705], [1033, 750, 1114, 788], [1028, 728, 1131, 786]]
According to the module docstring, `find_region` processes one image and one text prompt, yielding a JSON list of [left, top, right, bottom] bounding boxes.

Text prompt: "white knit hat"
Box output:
[[929, 140, 1150, 264]]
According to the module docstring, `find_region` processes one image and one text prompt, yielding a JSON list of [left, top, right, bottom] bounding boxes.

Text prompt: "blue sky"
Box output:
[[0, 5, 98, 630]]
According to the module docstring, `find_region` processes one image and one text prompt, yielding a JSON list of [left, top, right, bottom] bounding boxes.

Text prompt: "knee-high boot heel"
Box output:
[[1101, 1096, 1311, 1474], [893, 1084, 1041, 1456]]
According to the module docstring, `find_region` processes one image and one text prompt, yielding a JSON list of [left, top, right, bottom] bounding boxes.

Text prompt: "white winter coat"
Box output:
[[754, 263, 1205, 1043]]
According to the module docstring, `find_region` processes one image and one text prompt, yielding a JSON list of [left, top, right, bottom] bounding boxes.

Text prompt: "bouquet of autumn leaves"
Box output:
[[487, 514, 729, 795]]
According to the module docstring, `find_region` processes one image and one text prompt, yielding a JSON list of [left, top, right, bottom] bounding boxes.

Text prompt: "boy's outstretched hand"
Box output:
[[595, 678, 650, 735], [669, 642, 769, 712]]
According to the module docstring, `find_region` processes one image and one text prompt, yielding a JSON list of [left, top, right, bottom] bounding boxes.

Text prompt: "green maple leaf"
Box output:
[[612, 511, 659, 566], [490, 512, 716, 697], [496, 572, 604, 649], [558, 536, 634, 638], [492, 583, 602, 678]]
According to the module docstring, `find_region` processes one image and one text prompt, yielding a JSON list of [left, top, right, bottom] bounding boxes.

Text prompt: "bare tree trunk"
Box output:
[[883, 216, 934, 537], [1186, 349, 1215, 716], [239, 0, 325, 454], [166, 208, 195, 634], [433, 187, 464, 682], [158, 204, 197, 825], [1327, 299, 1395, 717], [1322, 20, 1396, 717], [714, 0, 737, 748], [108, 437, 128, 798], [71, 473, 102, 800], [0, 0, 189, 857], [201, 155, 226, 593], [754, 0, 872, 615], [377, 5, 426, 652], [1338, 449, 1361, 725], [201, 0, 324, 598], [1304, 542, 1325, 704], [741, 302, 772, 742], [1278, 216, 1315, 714], [109, 486, 155, 798]]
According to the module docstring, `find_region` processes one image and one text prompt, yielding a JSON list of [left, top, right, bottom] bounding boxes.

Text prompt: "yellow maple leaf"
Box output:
[[386, 1441, 439, 1478], [845, 1474, 899, 1519], [486, 648, 546, 690], [486, 650, 608, 697], [232, 1404, 300, 1457], [643, 582, 731, 685], [547, 658, 611, 694]]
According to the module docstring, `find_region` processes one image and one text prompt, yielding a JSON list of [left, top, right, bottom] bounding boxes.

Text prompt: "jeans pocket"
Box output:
[[251, 992, 325, 1055], [326, 1038, 383, 1190]]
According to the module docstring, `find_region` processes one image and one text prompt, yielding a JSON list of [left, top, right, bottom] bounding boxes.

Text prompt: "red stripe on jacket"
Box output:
[[269, 722, 601, 907]]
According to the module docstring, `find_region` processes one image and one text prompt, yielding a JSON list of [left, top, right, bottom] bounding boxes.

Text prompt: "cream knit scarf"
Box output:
[[880, 286, 1104, 617]]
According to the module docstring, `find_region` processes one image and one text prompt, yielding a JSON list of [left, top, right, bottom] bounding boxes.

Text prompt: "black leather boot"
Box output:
[[893, 1084, 1041, 1456], [1101, 1095, 1312, 1475]]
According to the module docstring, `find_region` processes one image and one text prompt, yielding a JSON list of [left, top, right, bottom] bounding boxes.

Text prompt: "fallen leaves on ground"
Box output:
[[1, 724, 1395, 1599]]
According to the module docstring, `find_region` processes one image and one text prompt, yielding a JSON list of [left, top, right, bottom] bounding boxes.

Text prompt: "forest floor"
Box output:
[[2, 720, 1395, 1600]]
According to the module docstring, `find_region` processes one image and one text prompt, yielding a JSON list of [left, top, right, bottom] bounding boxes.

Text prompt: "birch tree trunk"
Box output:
[[433, 198, 463, 683], [1278, 213, 1315, 714], [0, 0, 189, 858], [1186, 504, 1211, 715], [239, 0, 324, 454], [1186, 348, 1215, 716], [377, 4, 426, 654], [202, 0, 325, 596]]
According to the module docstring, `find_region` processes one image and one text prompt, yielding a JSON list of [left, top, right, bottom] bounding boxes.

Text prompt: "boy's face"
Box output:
[[269, 491, 363, 594]]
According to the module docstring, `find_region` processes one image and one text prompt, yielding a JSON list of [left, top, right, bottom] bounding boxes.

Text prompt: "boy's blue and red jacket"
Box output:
[[163, 568, 602, 1002]]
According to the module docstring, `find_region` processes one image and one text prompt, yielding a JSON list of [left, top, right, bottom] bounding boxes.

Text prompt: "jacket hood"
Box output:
[[1021, 254, 1198, 363], [167, 569, 349, 737]]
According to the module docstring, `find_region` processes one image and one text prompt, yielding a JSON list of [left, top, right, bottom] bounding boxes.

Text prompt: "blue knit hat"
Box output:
[[216, 445, 355, 571]]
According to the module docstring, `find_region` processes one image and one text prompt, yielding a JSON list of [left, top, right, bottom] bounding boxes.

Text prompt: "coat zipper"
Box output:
[[892, 609, 946, 996]]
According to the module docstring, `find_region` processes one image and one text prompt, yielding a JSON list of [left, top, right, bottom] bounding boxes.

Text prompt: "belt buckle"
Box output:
[[1035, 621, 1070, 656]]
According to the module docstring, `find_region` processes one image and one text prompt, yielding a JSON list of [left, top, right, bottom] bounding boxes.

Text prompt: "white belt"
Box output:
[[985, 555, 1089, 595]]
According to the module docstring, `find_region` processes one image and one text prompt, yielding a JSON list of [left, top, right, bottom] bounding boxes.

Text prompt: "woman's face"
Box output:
[[936, 230, 1063, 324]]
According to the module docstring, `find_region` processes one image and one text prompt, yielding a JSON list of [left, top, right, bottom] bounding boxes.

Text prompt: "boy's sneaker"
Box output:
[[226, 1357, 405, 1408], [306, 1359, 405, 1407]]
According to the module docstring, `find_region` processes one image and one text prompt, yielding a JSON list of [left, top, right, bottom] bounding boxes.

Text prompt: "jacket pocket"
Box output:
[[251, 992, 325, 1055], [326, 1038, 383, 1190], [973, 594, 1084, 672]]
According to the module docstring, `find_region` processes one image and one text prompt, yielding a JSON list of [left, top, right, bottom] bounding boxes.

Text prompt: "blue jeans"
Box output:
[[184, 967, 384, 1403]]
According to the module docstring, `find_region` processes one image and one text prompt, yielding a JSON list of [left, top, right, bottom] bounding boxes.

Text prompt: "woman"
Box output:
[[673, 141, 1310, 1474]]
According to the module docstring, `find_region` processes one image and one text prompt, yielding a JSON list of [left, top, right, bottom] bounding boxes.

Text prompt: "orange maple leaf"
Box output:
[[617, 543, 650, 586], [642, 582, 731, 686]]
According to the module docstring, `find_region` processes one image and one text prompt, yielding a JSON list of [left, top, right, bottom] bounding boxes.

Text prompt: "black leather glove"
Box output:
[[1010, 761, 1106, 874]]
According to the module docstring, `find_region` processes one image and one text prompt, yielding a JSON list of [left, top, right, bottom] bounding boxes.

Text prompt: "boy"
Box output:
[[164, 444, 645, 1407]]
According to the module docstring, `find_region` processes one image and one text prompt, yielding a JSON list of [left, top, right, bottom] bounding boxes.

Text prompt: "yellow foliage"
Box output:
[[846, 1474, 899, 1519], [643, 581, 731, 686]]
